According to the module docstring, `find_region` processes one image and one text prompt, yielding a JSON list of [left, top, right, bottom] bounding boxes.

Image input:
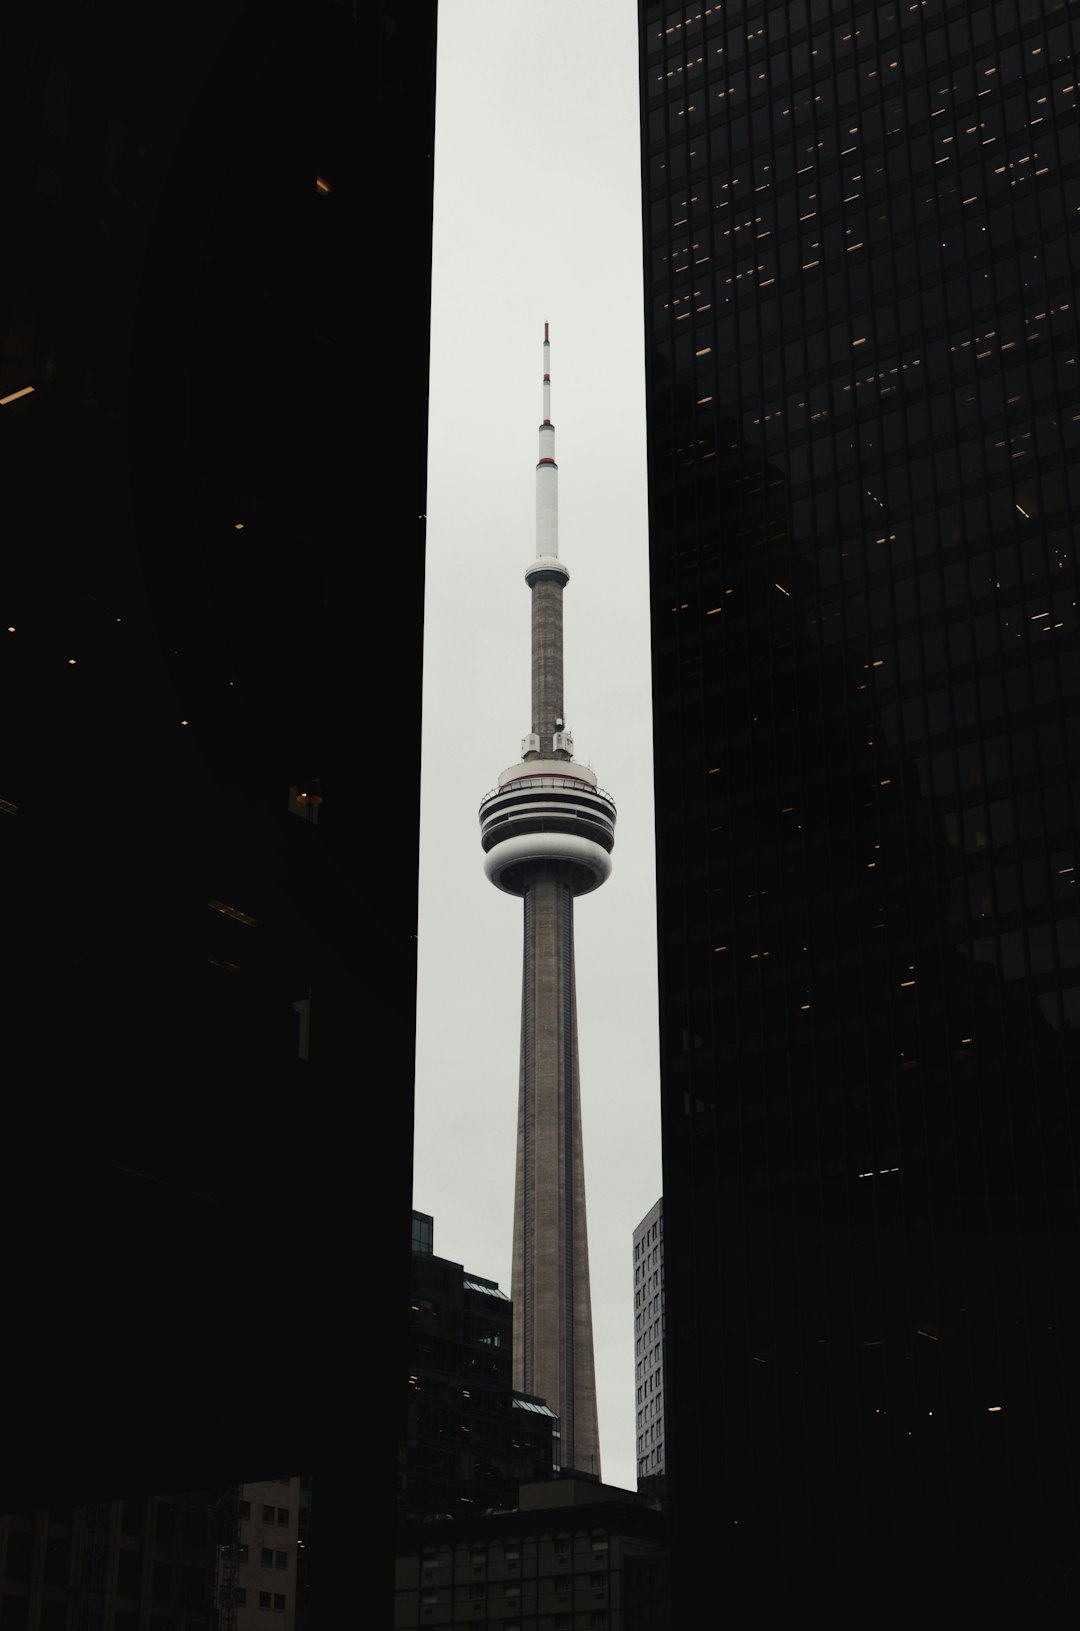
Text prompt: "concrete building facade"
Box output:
[[226, 1481, 300, 1631], [632, 1201, 666, 1494], [479, 329, 616, 1478]]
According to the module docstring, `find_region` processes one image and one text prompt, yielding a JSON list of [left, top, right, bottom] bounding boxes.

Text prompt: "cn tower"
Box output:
[[479, 325, 615, 1477]]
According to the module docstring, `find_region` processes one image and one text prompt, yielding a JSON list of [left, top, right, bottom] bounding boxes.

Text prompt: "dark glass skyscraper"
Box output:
[[640, 0, 1079, 1611], [2, 12, 436, 1592]]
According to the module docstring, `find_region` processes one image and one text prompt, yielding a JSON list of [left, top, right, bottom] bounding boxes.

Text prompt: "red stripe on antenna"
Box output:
[[544, 322, 549, 341]]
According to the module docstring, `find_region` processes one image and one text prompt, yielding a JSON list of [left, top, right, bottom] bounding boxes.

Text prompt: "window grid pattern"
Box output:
[[641, 0, 1080, 1593]]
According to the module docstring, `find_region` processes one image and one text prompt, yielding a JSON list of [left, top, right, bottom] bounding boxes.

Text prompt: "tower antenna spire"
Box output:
[[537, 323, 556, 559]]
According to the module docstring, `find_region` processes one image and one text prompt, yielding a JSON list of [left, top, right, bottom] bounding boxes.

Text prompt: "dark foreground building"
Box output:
[[0, 1492, 220, 1631], [0, 1479, 309, 1631], [395, 1477, 668, 1630], [639, 0, 1079, 1613], [400, 1214, 558, 1518], [1, 5, 436, 1608]]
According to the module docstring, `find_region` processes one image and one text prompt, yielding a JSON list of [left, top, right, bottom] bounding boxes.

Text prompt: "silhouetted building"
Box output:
[[400, 1215, 558, 1519], [1, 0, 435, 1551], [0, 1490, 221, 1631], [632, 1199, 666, 1497], [639, 0, 1079, 1613]]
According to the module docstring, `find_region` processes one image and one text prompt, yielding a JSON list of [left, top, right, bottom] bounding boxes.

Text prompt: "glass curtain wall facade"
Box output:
[[640, 0, 1079, 1610]]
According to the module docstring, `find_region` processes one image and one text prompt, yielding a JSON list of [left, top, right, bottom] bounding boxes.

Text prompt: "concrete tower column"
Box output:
[[531, 577, 565, 754], [478, 326, 615, 1477]]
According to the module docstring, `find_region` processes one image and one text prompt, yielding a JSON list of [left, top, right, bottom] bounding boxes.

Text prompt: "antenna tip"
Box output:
[[544, 322, 549, 342]]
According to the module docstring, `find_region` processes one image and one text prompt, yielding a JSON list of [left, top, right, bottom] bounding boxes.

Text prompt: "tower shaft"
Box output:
[[513, 874, 600, 1476], [531, 577, 564, 748]]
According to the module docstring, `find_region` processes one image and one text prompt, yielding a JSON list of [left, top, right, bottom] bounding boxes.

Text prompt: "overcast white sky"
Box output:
[[413, 1, 661, 1492]]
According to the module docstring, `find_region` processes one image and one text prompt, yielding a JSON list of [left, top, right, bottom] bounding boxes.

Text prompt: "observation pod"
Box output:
[[480, 762, 616, 897]]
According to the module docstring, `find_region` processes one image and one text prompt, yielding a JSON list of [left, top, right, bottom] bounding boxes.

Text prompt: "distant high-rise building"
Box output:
[[478, 329, 616, 1476], [399, 1214, 558, 1518], [632, 1199, 666, 1495], [638, 0, 1080, 1611]]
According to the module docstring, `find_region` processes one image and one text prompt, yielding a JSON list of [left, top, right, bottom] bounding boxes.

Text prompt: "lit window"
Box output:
[[210, 900, 259, 927]]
